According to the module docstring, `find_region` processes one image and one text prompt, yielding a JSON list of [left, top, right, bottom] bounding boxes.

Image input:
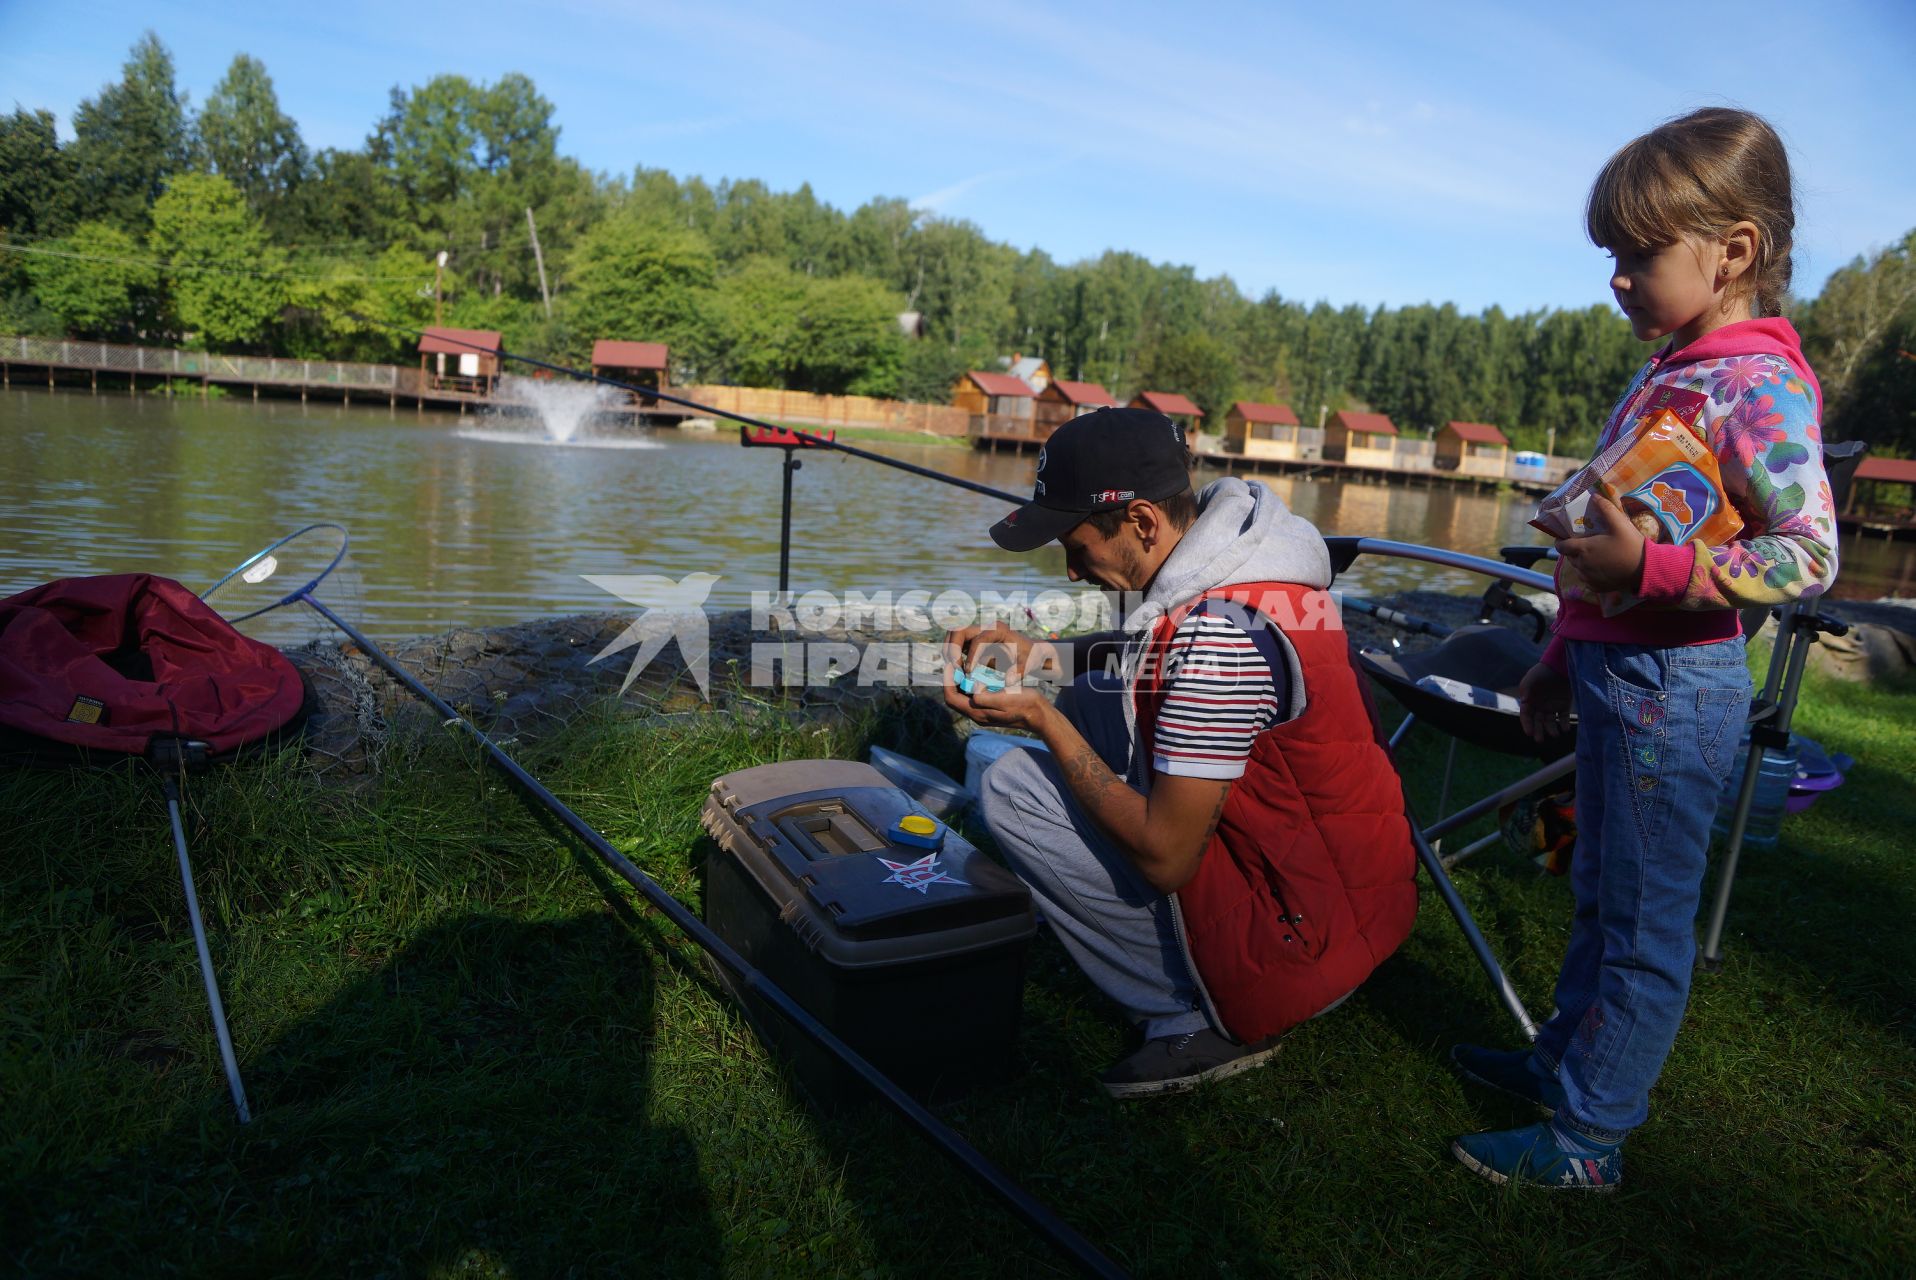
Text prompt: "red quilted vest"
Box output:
[[1135, 582, 1417, 1043]]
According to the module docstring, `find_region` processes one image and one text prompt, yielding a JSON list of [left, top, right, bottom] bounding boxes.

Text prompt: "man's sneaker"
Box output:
[[1098, 1027, 1282, 1099], [1448, 1043, 1566, 1113], [1451, 1121, 1623, 1192]]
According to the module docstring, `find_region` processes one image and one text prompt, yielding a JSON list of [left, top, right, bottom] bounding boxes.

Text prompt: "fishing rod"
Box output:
[[204, 525, 1128, 1280], [343, 313, 1027, 505]]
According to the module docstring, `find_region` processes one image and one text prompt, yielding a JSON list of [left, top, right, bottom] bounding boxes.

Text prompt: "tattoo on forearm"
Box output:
[[1196, 788, 1228, 860], [1060, 742, 1126, 809]]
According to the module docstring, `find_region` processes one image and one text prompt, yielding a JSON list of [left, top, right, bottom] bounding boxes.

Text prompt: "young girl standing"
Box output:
[[1449, 108, 1839, 1190]]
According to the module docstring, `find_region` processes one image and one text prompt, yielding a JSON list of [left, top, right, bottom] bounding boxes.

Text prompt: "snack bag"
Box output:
[[1531, 405, 1742, 615]]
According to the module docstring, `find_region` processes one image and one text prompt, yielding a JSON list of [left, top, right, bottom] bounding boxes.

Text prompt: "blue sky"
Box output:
[[5, 0, 1912, 313]]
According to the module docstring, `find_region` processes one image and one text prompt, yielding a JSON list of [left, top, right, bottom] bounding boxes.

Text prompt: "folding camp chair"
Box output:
[[1327, 538, 1560, 1040]]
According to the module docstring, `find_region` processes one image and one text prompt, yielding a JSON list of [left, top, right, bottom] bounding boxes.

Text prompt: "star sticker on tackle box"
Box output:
[[877, 852, 968, 893]]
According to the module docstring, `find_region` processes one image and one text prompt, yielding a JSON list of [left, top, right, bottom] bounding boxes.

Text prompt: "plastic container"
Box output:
[[1785, 736, 1852, 815], [700, 759, 1036, 1107], [866, 745, 971, 817], [1712, 729, 1798, 850], [964, 731, 1049, 799]]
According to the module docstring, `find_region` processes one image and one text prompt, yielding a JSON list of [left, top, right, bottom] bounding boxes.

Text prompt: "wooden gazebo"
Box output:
[[1224, 401, 1302, 460], [1128, 390, 1203, 436], [419, 327, 503, 395], [1845, 457, 1916, 532], [1436, 421, 1510, 478], [591, 340, 670, 404], [953, 370, 1036, 415], [1034, 379, 1119, 439], [1323, 410, 1399, 468]]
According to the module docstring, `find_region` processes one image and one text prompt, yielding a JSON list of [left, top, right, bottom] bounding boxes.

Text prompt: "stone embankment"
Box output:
[[286, 592, 1915, 779]]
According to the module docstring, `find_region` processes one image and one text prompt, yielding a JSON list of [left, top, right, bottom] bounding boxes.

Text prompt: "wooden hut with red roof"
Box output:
[[418, 327, 503, 395], [1128, 390, 1203, 436], [591, 340, 670, 404], [1034, 379, 1119, 439], [1845, 456, 1916, 531], [953, 370, 1037, 417], [1324, 410, 1399, 469], [1224, 401, 1303, 461], [1436, 421, 1511, 478], [954, 369, 1038, 442]]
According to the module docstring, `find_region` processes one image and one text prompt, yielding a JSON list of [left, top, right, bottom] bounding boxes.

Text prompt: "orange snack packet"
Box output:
[[1531, 408, 1741, 547], [1531, 408, 1742, 616]]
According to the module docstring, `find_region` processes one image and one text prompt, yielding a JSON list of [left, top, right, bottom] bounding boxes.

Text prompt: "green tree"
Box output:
[[198, 54, 308, 235], [1800, 230, 1916, 446], [560, 219, 719, 377], [709, 257, 904, 395], [283, 243, 435, 360], [790, 271, 906, 396], [898, 338, 974, 404], [22, 221, 157, 337], [370, 72, 600, 305], [149, 173, 285, 347], [294, 148, 398, 248], [1135, 330, 1238, 429], [0, 108, 76, 240], [67, 32, 192, 231]]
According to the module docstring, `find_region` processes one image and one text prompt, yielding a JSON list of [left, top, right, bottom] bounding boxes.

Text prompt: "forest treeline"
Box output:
[[2, 33, 1911, 456]]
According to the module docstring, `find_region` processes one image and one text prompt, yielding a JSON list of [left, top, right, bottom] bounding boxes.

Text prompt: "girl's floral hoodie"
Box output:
[[1542, 316, 1839, 671]]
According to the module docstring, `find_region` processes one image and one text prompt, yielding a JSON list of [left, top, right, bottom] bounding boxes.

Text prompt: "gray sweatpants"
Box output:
[[977, 673, 1210, 1041]]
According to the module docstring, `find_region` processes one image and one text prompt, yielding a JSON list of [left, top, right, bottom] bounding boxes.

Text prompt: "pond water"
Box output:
[[4, 389, 1910, 641]]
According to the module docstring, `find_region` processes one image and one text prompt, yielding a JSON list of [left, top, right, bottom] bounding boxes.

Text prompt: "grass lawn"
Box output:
[[3, 649, 1911, 1277]]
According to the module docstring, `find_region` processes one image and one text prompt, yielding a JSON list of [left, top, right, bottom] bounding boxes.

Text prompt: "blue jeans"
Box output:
[[1532, 638, 1751, 1142]]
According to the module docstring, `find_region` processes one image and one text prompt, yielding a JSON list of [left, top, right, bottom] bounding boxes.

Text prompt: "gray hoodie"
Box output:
[[1114, 476, 1334, 784]]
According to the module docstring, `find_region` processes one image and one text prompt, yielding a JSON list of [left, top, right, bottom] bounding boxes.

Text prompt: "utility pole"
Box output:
[[526, 207, 552, 319], [434, 250, 448, 326]]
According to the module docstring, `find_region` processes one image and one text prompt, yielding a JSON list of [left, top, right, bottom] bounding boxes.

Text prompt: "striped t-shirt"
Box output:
[[1148, 599, 1295, 780]]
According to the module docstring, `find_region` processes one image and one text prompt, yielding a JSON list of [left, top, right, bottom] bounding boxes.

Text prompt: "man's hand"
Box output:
[[1557, 492, 1646, 595], [942, 624, 1227, 893], [942, 620, 1034, 678], [943, 624, 1047, 734], [945, 668, 1057, 736], [1517, 662, 1573, 742]]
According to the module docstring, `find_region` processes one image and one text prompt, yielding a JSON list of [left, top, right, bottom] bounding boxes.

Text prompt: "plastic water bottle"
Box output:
[[1712, 729, 1798, 850]]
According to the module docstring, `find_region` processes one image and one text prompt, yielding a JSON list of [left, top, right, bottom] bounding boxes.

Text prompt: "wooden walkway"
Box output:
[[0, 335, 696, 418], [1839, 514, 1916, 541], [969, 415, 1551, 496]]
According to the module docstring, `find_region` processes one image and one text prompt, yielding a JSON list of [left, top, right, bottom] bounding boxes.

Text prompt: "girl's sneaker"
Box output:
[[1448, 1043, 1565, 1113], [1451, 1121, 1623, 1191]]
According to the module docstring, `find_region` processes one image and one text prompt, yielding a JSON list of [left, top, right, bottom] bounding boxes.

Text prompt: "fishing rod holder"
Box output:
[[740, 425, 837, 597]]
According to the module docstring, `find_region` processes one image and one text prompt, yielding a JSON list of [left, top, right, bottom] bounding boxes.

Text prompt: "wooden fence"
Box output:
[[681, 384, 970, 436], [1, 334, 428, 396]]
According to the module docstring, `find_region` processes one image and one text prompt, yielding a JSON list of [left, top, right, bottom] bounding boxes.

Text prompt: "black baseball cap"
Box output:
[[989, 406, 1192, 552]]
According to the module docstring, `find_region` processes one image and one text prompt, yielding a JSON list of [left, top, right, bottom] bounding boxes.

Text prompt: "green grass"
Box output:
[[3, 661, 1913, 1278]]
